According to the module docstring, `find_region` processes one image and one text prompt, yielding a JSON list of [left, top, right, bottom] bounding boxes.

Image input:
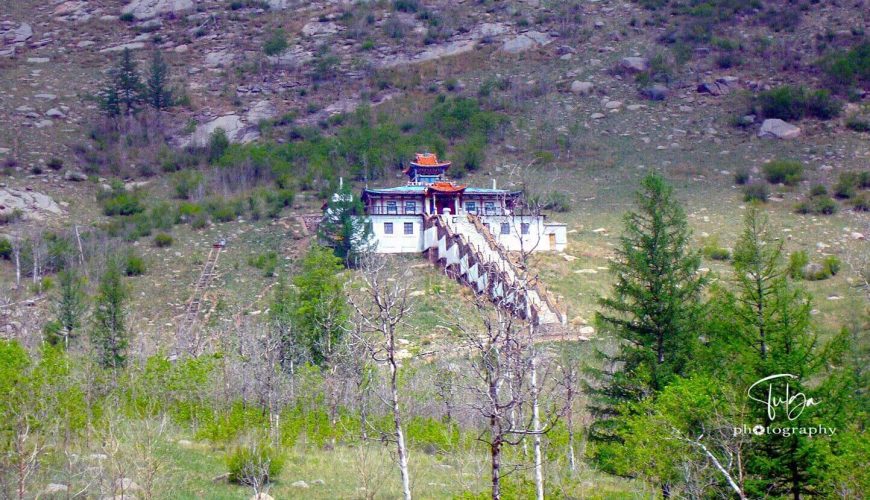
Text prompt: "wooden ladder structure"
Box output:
[[175, 242, 223, 356]]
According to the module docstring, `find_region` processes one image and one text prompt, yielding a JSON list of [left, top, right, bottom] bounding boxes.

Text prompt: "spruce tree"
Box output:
[[48, 269, 88, 349], [101, 48, 143, 117], [145, 50, 173, 111], [596, 173, 706, 397], [318, 183, 372, 266], [91, 258, 129, 369]]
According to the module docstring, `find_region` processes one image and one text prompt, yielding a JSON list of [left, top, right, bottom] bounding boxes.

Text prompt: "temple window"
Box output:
[[404, 201, 416, 213], [404, 222, 414, 235], [465, 201, 477, 213], [500, 223, 510, 235], [485, 201, 495, 215], [384, 222, 394, 234], [386, 201, 397, 214], [521, 223, 530, 235]]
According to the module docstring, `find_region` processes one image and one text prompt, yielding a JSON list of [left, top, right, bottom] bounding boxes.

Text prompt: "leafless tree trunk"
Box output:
[[350, 254, 414, 500]]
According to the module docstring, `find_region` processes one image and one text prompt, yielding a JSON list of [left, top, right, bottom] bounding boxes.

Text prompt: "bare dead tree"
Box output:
[[349, 253, 414, 500]]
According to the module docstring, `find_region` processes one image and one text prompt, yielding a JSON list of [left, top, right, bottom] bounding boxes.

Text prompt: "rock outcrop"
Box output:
[[758, 119, 801, 139], [121, 0, 194, 20]]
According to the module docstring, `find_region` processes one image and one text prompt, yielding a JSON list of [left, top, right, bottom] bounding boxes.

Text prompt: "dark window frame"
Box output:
[[500, 223, 510, 235], [384, 222, 394, 234], [403, 222, 414, 235]]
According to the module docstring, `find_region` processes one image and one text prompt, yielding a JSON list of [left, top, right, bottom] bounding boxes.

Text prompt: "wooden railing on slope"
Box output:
[[176, 243, 223, 356], [466, 213, 566, 325]]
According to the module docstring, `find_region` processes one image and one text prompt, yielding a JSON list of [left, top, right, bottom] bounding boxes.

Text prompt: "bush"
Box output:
[[263, 29, 288, 56], [46, 157, 63, 170], [763, 160, 803, 186], [788, 251, 809, 279], [0, 238, 11, 260], [208, 128, 230, 163], [733, 167, 750, 185], [99, 188, 145, 216], [796, 195, 837, 215], [226, 440, 285, 487], [820, 41, 870, 90], [248, 251, 278, 277], [809, 184, 828, 197], [153, 233, 174, 248], [756, 85, 841, 120], [174, 170, 204, 200], [119, 12, 135, 22], [834, 172, 857, 199], [823, 255, 841, 277], [125, 253, 146, 276], [859, 171, 870, 189], [743, 183, 769, 202], [846, 116, 870, 132], [850, 193, 869, 212]]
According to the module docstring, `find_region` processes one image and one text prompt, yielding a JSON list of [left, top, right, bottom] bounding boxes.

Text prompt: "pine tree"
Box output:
[[318, 182, 372, 266], [145, 50, 173, 111], [48, 269, 88, 349], [595, 173, 706, 398], [101, 48, 143, 117], [287, 245, 347, 367], [91, 258, 129, 369]]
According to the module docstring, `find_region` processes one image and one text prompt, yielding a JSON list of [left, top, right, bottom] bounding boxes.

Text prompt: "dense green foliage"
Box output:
[[762, 159, 804, 186], [755, 86, 842, 121], [90, 258, 129, 369], [318, 184, 372, 264]]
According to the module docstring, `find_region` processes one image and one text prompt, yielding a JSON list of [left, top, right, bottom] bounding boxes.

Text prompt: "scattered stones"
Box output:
[[250, 494, 274, 500], [121, 0, 194, 20], [851, 232, 865, 240], [579, 326, 595, 336], [204, 50, 235, 68], [590, 112, 605, 119], [641, 84, 669, 101], [604, 100, 622, 110], [312, 479, 326, 485], [115, 478, 141, 493], [501, 31, 551, 54], [267, 46, 313, 68], [291, 480, 310, 489], [9, 23, 33, 44], [34, 93, 57, 100], [43, 484, 69, 495], [302, 21, 340, 37], [574, 269, 598, 274], [758, 118, 801, 139], [619, 56, 649, 73], [570, 81, 594, 95], [64, 170, 88, 181], [45, 108, 66, 119], [99, 42, 146, 53], [27, 57, 50, 64], [184, 114, 258, 147]]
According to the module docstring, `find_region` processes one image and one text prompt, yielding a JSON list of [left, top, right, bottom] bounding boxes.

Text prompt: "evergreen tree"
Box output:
[[318, 182, 373, 266], [272, 245, 347, 368], [589, 174, 706, 495], [145, 50, 173, 111], [90, 258, 129, 369], [100, 48, 143, 117], [47, 269, 88, 349], [595, 174, 706, 398]]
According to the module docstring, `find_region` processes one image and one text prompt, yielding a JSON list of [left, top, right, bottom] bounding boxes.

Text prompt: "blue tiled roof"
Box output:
[[362, 186, 427, 194], [465, 188, 517, 194]]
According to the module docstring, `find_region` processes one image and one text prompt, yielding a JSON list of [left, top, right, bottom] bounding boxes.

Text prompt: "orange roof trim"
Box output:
[[426, 181, 467, 194], [412, 152, 451, 167]]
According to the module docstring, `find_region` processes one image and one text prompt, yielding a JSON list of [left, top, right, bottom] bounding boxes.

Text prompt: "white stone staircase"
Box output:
[[424, 214, 565, 326]]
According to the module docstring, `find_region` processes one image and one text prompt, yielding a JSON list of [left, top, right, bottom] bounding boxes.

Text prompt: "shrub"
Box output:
[[541, 191, 571, 213], [846, 116, 870, 132], [850, 193, 869, 212], [99, 187, 145, 216], [153, 233, 174, 248], [763, 160, 803, 186], [788, 251, 809, 279], [125, 253, 146, 276], [393, 0, 419, 12], [859, 171, 870, 189], [0, 209, 23, 225], [208, 128, 230, 163], [834, 172, 857, 199], [46, 157, 63, 170], [823, 255, 841, 277], [174, 170, 204, 200], [226, 440, 285, 487], [756, 85, 841, 120], [248, 251, 278, 277], [796, 195, 837, 215], [734, 167, 750, 185], [119, 12, 135, 22], [743, 183, 769, 202], [809, 184, 828, 197], [820, 41, 870, 90], [0, 238, 11, 259], [263, 29, 288, 56]]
